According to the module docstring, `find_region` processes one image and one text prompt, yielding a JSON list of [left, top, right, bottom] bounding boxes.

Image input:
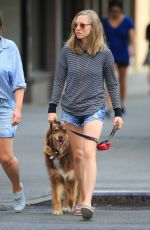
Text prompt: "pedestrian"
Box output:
[[0, 11, 26, 212], [48, 9, 123, 220], [144, 23, 150, 95], [102, 0, 135, 115]]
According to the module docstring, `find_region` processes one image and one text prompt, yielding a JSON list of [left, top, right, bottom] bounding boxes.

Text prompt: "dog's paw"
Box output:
[[53, 210, 62, 215], [63, 206, 71, 213]]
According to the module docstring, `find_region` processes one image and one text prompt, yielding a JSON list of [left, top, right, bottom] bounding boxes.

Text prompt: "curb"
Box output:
[[27, 191, 150, 207], [92, 191, 150, 207], [1, 191, 150, 209]]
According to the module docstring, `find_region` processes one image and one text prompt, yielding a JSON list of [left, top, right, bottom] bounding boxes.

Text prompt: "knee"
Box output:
[[0, 154, 16, 166], [83, 146, 96, 161], [73, 149, 84, 163]]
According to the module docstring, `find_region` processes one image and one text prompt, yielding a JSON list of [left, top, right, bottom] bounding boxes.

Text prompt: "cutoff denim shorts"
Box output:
[[0, 98, 17, 138], [61, 105, 105, 127]]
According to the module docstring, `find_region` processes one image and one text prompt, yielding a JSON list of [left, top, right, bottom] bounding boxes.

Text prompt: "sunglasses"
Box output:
[[74, 23, 92, 30]]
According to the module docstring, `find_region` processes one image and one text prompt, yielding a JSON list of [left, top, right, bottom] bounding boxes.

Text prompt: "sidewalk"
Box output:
[[0, 70, 150, 205]]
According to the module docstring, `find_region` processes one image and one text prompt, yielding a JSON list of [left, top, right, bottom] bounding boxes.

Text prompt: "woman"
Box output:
[[102, 0, 135, 115], [144, 23, 150, 95], [48, 10, 123, 220], [0, 11, 26, 212]]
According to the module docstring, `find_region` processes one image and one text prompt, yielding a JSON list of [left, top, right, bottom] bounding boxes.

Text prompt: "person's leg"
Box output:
[[65, 123, 85, 204], [118, 66, 128, 107], [82, 120, 103, 206], [0, 138, 21, 193]]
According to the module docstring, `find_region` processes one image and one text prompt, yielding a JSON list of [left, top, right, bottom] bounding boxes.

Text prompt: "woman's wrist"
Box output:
[[114, 108, 122, 117], [15, 106, 22, 112], [48, 103, 57, 113]]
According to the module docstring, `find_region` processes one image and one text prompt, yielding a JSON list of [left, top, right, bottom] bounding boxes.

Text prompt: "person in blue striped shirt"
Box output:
[[0, 11, 26, 212]]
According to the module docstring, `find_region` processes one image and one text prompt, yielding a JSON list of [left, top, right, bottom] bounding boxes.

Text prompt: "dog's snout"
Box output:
[[58, 135, 63, 140]]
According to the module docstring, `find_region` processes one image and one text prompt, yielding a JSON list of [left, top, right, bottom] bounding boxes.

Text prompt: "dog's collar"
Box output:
[[49, 151, 59, 160], [49, 150, 67, 161]]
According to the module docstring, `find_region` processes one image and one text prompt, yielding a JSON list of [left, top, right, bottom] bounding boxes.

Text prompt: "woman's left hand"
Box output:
[[113, 116, 123, 129], [12, 108, 22, 126]]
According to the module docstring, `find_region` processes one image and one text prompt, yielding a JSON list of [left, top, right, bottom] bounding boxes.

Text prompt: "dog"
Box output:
[[43, 123, 78, 215]]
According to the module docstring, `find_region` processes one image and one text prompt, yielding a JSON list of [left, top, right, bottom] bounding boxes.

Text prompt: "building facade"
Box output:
[[0, 0, 149, 103]]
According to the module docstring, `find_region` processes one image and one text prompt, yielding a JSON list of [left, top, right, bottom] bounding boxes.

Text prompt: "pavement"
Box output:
[[0, 70, 150, 228], [0, 206, 150, 230]]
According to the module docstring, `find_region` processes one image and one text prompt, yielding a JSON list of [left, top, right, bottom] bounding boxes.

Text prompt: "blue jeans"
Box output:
[[0, 98, 17, 138], [61, 105, 105, 127]]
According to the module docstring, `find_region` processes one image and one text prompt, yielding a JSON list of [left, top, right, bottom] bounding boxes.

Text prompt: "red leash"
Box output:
[[50, 122, 119, 151]]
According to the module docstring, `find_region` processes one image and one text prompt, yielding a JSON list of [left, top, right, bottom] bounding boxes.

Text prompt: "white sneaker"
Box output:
[[12, 183, 26, 212]]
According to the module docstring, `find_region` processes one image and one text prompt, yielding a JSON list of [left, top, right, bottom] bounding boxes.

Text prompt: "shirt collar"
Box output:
[[0, 36, 10, 51]]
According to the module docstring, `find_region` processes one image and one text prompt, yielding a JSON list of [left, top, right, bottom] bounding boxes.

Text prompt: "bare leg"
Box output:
[[65, 123, 85, 203], [82, 120, 103, 206], [0, 138, 21, 193], [118, 67, 128, 106]]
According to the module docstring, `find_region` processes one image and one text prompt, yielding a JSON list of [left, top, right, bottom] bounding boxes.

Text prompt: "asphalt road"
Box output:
[[0, 206, 150, 230]]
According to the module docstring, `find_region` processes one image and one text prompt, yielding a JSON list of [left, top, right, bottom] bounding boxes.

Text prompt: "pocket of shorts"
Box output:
[[0, 99, 11, 109]]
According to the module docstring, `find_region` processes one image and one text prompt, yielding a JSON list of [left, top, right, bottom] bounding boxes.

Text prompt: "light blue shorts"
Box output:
[[0, 98, 17, 138], [61, 105, 105, 127]]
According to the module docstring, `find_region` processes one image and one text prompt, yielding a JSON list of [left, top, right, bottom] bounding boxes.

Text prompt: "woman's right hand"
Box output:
[[48, 113, 58, 124]]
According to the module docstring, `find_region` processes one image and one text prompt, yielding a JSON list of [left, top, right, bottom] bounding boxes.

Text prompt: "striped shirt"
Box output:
[[0, 36, 26, 109], [49, 45, 121, 116]]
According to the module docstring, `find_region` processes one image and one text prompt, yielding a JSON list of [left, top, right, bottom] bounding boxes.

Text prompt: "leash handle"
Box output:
[[107, 124, 119, 141]]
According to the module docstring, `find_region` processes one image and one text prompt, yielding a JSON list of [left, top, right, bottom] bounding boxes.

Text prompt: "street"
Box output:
[[0, 71, 150, 229], [0, 206, 150, 230]]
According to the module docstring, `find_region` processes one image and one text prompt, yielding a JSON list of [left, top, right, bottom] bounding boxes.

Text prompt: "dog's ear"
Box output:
[[45, 127, 52, 145], [43, 145, 52, 156], [43, 126, 53, 156]]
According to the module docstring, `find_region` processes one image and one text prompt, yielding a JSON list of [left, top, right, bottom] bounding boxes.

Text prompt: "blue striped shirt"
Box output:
[[0, 36, 26, 109]]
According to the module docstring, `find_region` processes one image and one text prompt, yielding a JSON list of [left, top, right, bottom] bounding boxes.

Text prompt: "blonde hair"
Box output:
[[67, 10, 106, 56]]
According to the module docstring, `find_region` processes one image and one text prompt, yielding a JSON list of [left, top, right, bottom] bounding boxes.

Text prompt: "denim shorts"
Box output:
[[0, 98, 17, 138], [61, 105, 105, 127]]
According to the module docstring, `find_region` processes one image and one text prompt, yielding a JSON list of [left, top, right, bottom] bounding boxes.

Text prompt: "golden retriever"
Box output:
[[43, 123, 78, 215]]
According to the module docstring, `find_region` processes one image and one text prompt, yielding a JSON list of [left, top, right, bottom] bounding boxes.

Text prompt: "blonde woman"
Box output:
[[48, 10, 123, 220]]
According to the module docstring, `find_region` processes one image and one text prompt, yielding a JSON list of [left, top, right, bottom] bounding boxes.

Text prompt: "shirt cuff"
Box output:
[[48, 103, 57, 113], [13, 83, 27, 92], [114, 108, 122, 117]]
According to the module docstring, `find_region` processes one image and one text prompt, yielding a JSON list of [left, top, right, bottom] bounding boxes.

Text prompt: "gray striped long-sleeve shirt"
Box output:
[[49, 44, 121, 116]]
